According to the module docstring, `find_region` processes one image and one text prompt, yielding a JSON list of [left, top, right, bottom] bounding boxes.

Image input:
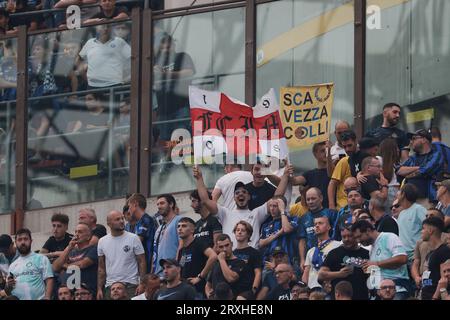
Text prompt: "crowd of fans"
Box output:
[[0, 0, 166, 34], [0, 102, 449, 301]]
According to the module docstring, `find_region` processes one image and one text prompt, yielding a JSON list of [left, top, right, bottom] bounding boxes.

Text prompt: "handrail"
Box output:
[[8, 0, 141, 18]]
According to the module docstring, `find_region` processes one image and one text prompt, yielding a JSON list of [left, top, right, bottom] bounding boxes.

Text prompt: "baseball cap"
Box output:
[[408, 129, 432, 142], [234, 181, 249, 192], [77, 282, 94, 294], [271, 246, 287, 256], [289, 280, 307, 289], [435, 179, 450, 189], [0, 234, 12, 253], [358, 137, 379, 150], [159, 258, 180, 268]]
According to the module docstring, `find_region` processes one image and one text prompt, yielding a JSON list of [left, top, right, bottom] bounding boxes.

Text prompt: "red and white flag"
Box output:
[[189, 86, 288, 164]]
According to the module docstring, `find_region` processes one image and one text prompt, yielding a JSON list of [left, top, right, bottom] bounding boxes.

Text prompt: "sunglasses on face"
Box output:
[[391, 204, 400, 210]]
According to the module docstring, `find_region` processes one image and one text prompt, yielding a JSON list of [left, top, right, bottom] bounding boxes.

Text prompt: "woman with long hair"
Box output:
[[379, 137, 401, 209]]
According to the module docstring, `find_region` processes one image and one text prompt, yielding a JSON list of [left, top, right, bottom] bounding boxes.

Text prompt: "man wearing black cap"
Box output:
[[256, 246, 289, 300], [397, 129, 444, 204], [364, 102, 410, 162], [74, 283, 94, 300], [193, 165, 291, 249], [154, 258, 196, 300], [0, 234, 18, 274]]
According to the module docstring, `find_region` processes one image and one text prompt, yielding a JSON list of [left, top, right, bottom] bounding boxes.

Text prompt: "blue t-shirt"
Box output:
[[126, 213, 157, 273], [401, 146, 444, 200], [260, 215, 299, 264], [298, 208, 337, 252], [370, 232, 409, 281], [397, 203, 427, 261], [153, 215, 182, 275], [9, 252, 53, 300]]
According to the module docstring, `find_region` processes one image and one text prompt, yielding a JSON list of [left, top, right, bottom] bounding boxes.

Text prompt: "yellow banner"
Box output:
[[280, 84, 334, 150], [70, 164, 98, 179]]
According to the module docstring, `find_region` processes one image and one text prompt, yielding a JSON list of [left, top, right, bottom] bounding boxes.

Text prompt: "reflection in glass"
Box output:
[[151, 8, 245, 195], [256, 0, 354, 172], [0, 38, 16, 213], [26, 22, 132, 209]]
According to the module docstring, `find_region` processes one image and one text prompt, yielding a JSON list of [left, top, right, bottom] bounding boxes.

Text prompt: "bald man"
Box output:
[[97, 210, 146, 300], [298, 188, 337, 272], [330, 121, 350, 163]]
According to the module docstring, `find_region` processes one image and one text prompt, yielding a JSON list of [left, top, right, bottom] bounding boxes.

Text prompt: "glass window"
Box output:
[[151, 7, 245, 195], [0, 38, 17, 214], [161, 1, 223, 10], [26, 22, 132, 209], [256, 0, 354, 171], [366, 0, 450, 145]]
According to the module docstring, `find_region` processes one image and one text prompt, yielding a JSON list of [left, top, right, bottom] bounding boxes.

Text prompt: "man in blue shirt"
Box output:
[[153, 194, 182, 276], [260, 195, 298, 265], [397, 129, 444, 204], [364, 102, 410, 162], [126, 193, 158, 273], [298, 187, 337, 273]]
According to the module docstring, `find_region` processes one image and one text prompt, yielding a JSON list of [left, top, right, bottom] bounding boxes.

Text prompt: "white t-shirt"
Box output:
[[8, 252, 53, 300], [98, 231, 145, 287], [330, 141, 346, 162], [216, 203, 269, 249], [79, 36, 131, 87], [131, 292, 148, 300], [214, 170, 253, 210], [304, 240, 341, 289]]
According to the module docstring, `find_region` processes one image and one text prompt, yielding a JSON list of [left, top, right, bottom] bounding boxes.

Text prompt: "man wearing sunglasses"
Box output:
[[193, 164, 291, 249], [397, 129, 444, 207]]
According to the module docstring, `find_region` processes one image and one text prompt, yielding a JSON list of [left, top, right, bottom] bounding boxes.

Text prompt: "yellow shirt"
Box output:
[[289, 202, 308, 218], [331, 156, 352, 210]]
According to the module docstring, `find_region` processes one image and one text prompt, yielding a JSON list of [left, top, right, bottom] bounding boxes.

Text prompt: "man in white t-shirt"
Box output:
[[6, 229, 53, 300], [330, 121, 350, 164], [212, 163, 253, 210], [303, 216, 340, 290], [78, 24, 131, 88], [97, 210, 146, 300], [194, 164, 292, 249]]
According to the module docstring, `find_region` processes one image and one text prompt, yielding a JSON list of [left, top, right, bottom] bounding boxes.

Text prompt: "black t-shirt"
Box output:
[[194, 214, 222, 248], [92, 6, 129, 19], [208, 258, 246, 297], [322, 245, 370, 300], [92, 224, 107, 240], [178, 238, 209, 292], [42, 233, 73, 262], [365, 126, 409, 151], [303, 168, 330, 208], [266, 285, 291, 300], [421, 244, 450, 300], [348, 151, 370, 177], [233, 246, 262, 292], [245, 181, 276, 210], [375, 215, 399, 235], [154, 281, 197, 300], [78, 109, 110, 131], [60, 245, 98, 294], [360, 175, 380, 200]]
